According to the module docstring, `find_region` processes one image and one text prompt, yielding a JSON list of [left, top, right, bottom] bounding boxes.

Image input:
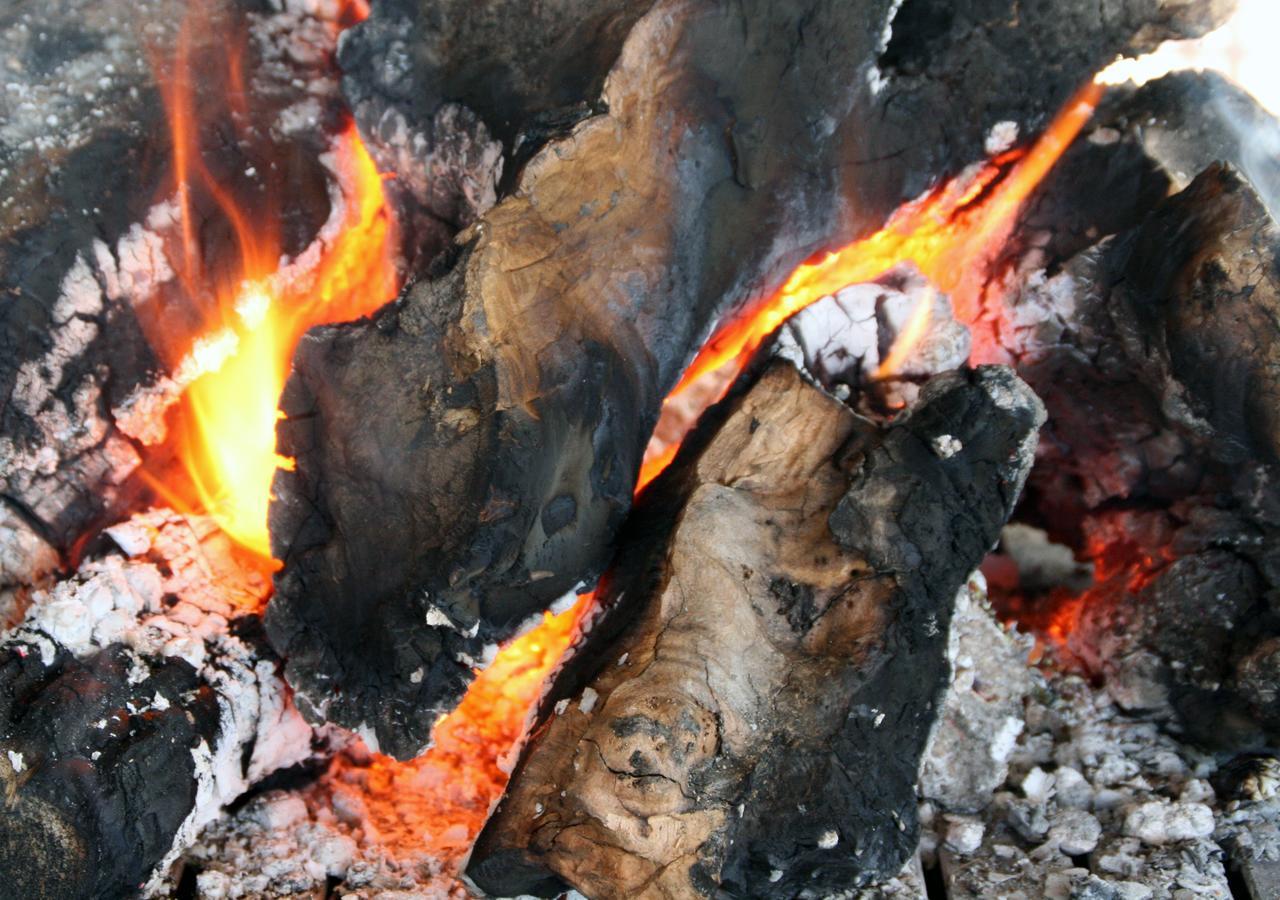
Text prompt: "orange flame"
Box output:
[[673, 81, 1103, 398], [159, 6, 396, 559]]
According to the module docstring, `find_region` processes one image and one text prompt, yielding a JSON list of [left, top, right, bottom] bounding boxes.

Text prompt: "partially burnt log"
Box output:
[[981, 96, 1280, 748], [0, 511, 315, 898], [465, 362, 1045, 898], [269, 0, 1226, 759]]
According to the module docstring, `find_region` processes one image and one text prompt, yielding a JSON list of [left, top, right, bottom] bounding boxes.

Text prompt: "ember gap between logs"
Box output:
[[3, 0, 1280, 897]]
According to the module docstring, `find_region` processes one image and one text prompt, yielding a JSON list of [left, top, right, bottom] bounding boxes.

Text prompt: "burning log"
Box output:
[[0, 511, 315, 898], [973, 72, 1280, 748], [268, 0, 1225, 759], [465, 361, 1045, 898]]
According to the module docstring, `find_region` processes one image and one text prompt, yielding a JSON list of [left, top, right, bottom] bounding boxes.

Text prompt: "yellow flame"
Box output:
[[157, 2, 397, 561]]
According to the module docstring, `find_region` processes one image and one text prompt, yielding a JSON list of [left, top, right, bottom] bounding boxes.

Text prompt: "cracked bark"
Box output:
[[268, 0, 1224, 760], [465, 361, 1045, 898]]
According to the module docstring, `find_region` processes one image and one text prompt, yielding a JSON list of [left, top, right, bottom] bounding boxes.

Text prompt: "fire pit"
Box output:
[[2, 0, 1280, 897]]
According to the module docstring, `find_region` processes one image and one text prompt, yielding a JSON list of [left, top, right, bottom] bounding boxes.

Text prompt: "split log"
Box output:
[[464, 361, 1045, 898], [0, 511, 315, 898], [268, 0, 1225, 759]]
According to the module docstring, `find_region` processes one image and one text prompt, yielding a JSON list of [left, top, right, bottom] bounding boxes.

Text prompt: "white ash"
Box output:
[[900, 590, 1279, 899], [919, 571, 1033, 813], [985, 120, 1021, 156], [0, 506, 59, 629], [5, 509, 315, 894], [776, 266, 970, 404]]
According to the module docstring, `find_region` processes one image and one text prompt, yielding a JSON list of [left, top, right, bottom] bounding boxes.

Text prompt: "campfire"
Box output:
[[3, 0, 1280, 897]]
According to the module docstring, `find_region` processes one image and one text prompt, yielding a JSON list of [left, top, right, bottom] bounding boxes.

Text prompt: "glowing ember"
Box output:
[[158, 5, 397, 559]]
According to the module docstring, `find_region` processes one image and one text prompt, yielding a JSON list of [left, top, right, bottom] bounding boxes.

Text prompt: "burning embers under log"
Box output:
[[5, 0, 1280, 897]]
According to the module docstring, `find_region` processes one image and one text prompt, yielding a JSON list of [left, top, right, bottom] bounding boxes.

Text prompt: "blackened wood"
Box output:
[[1111, 163, 1280, 466], [339, 0, 651, 146], [0, 512, 314, 899], [269, 0, 1225, 760], [465, 363, 1044, 898], [988, 142, 1280, 748]]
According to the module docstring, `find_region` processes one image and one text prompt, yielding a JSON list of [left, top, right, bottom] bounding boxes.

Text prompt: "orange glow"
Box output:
[[319, 598, 591, 873], [158, 8, 397, 559], [673, 81, 1103, 399], [873, 286, 937, 380]]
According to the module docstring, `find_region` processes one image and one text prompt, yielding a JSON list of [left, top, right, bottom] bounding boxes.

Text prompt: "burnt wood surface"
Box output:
[[269, 0, 1225, 759], [465, 362, 1044, 898]]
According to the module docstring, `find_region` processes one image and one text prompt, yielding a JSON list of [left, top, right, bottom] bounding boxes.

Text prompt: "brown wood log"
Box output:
[[268, 0, 1225, 760], [0, 511, 315, 899], [464, 361, 1045, 898]]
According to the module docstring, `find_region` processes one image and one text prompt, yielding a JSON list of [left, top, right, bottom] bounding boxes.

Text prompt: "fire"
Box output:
[[147, 4, 1107, 871], [671, 81, 1103, 399], [324, 81, 1111, 880], [157, 3, 396, 559]]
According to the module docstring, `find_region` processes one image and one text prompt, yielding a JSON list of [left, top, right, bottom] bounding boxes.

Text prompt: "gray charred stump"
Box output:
[[464, 363, 1045, 898], [269, 0, 1225, 759], [0, 512, 314, 899]]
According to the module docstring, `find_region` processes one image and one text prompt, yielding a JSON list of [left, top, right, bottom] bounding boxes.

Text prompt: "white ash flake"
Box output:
[[817, 829, 840, 849], [424, 607, 455, 629], [6, 750, 25, 773], [578, 686, 599, 714], [931, 434, 963, 458], [985, 120, 1020, 155]]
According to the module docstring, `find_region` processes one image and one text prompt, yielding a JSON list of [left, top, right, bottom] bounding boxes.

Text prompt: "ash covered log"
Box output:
[[0, 511, 315, 898], [465, 362, 1044, 898], [269, 0, 1225, 759]]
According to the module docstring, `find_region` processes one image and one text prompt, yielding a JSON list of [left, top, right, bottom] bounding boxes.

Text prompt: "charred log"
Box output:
[[464, 362, 1044, 898], [1111, 163, 1280, 465], [0, 512, 314, 898], [269, 0, 1225, 759], [984, 120, 1280, 748]]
